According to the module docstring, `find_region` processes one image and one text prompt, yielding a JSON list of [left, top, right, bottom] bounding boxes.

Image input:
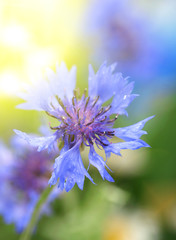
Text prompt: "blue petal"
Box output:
[[111, 93, 138, 116], [17, 79, 53, 111], [88, 62, 137, 116], [17, 62, 76, 111], [88, 62, 119, 103], [115, 116, 155, 141], [49, 142, 94, 192], [14, 129, 58, 153], [110, 78, 138, 116], [47, 62, 76, 101], [104, 139, 150, 158], [89, 146, 114, 182]]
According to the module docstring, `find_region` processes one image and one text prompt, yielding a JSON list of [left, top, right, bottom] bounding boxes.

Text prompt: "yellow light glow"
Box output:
[[1, 23, 30, 49], [26, 48, 59, 79], [0, 71, 22, 96]]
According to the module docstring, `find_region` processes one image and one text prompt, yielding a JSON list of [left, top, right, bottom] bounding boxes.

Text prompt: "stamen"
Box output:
[[84, 88, 87, 98], [106, 131, 115, 136], [94, 135, 109, 146], [49, 125, 60, 130], [100, 116, 107, 122], [50, 102, 56, 110], [56, 96, 64, 109], [92, 96, 99, 108], [99, 131, 106, 136], [72, 96, 77, 113], [72, 96, 75, 106], [86, 118, 95, 126], [95, 107, 104, 118], [73, 89, 78, 99], [99, 140, 109, 147], [107, 115, 118, 123], [88, 137, 93, 145], [61, 116, 68, 125], [84, 96, 90, 111], [56, 96, 72, 119], [77, 108, 80, 119], [45, 111, 58, 120], [103, 105, 111, 114], [64, 110, 72, 119]]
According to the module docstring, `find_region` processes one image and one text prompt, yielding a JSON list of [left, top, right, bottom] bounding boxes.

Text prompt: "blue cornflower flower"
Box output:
[[0, 136, 58, 232], [83, 0, 158, 81], [15, 62, 154, 192]]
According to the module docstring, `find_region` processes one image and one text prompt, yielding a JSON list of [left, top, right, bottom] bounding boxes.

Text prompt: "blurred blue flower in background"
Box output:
[[83, 0, 157, 81], [15, 62, 154, 192], [83, 0, 176, 89], [0, 136, 58, 233]]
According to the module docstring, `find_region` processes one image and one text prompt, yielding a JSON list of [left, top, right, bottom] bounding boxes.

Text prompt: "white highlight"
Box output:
[[1, 24, 30, 48], [0, 71, 21, 96]]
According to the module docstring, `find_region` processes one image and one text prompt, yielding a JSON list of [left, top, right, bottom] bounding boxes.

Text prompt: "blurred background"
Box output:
[[0, 0, 176, 239]]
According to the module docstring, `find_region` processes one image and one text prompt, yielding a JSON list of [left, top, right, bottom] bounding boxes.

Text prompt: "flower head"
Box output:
[[15, 62, 154, 192], [0, 136, 58, 232], [83, 0, 158, 81]]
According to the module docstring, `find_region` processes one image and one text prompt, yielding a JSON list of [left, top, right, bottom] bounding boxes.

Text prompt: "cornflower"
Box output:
[[83, 0, 157, 80], [15, 62, 154, 192], [0, 136, 58, 232]]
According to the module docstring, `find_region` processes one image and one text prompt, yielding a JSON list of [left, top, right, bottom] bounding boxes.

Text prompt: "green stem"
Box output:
[[19, 185, 54, 240]]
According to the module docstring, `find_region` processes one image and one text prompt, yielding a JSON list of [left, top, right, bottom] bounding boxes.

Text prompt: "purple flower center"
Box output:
[[47, 91, 118, 148], [9, 150, 52, 198]]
